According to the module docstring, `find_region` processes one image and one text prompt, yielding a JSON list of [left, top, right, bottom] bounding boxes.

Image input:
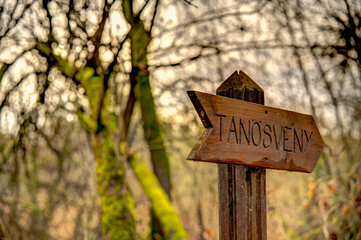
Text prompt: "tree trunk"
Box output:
[[77, 70, 137, 240], [129, 154, 188, 240], [123, 1, 172, 198], [93, 131, 136, 240], [123, 2, 173, 237]]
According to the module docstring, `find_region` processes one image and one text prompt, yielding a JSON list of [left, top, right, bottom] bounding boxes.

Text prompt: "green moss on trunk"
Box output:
[[77, 63, 136, 240], [93, 132, 136, 240], [36, 26, 137, 240], [135, 71, 171, 195], [126, 7, 171, 197], [124, 6, 173, 237], [129, 154, 188, 240]]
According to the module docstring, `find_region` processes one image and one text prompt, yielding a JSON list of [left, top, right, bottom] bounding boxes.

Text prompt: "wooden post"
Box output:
[[187, 70, 324, 239], [216, 70, 267, 240]]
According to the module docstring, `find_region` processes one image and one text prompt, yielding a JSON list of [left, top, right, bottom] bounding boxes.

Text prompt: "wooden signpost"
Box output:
[[187, 70, 324, 239]]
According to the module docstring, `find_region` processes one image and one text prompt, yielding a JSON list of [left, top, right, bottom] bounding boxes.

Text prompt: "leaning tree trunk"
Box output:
[[123, 1, 172, 238], [129, 154, 188, 240], [123, 2, 171, 197]]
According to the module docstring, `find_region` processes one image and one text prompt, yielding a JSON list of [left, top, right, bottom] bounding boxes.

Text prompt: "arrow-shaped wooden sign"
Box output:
[[187, 90, 324, 173]]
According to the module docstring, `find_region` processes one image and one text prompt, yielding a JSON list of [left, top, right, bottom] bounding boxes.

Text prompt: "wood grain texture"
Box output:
[[216, 70, 267, 240], [187, 85, 324, 173], [218, 164, 267, 240], [188, 70, 324, 239]]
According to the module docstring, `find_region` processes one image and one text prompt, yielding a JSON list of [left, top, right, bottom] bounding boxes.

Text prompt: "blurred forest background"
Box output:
[[0, 0, 360, 239]]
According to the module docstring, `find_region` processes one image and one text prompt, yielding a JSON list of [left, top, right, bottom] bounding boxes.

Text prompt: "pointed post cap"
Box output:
[[216, 70, 264, 104]]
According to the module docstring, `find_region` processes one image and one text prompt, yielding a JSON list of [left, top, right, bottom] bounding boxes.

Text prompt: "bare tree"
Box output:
[[1, 0, 360, 239]]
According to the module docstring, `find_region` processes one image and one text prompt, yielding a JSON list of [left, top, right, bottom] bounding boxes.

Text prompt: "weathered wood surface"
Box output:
[[187, 73, 324, 172], [187, 70, 324, 240], [216, 70, 267, 240], [218, 164, 266, 240]]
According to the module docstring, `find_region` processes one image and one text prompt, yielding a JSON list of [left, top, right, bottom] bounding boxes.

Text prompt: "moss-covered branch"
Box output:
[[124, 1, 172, 197], [135, 71, 172, 196], [124, 4, 173, 237], [129, 154, 188, 240]]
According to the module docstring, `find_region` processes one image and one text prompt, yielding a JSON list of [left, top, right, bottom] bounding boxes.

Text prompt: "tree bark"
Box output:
[[93, 132, 136, 240], [123, 0, 172, 199], [123, 2, 173, 237], [129, 154, 188, 240]]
